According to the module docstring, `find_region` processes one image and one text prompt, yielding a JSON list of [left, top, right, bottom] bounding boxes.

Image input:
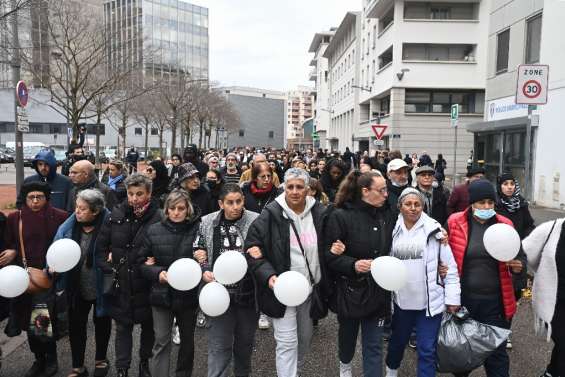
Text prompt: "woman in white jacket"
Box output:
[[385, 188, 461, 377], [522, 218, 565, 377]]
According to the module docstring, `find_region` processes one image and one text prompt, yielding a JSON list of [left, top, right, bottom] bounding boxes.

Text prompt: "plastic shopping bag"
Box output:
[[436, 307, 511, 373]]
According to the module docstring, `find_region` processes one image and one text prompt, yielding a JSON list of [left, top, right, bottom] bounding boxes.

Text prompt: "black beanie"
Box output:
[[20, 181, 51, 202], [468, 179, 496, 204]]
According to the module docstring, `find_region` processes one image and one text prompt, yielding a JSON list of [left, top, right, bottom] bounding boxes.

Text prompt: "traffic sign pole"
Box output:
[[524, 104, 534, 200], [451, 104, 459, 185]]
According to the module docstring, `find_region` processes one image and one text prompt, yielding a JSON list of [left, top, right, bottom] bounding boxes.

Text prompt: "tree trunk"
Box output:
[[198, 122, 204, 150], [159, 131, 164, 158], [144, 121, 149, 158], [171, 112, 177, 155]]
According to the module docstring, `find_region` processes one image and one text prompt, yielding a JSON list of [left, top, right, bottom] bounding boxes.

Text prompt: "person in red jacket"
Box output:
[[447, 179, 526, 377], [447, 167, 485, 215]]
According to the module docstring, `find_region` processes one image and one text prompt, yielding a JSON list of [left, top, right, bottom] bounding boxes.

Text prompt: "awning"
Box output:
[[466, 116, 531, 133]]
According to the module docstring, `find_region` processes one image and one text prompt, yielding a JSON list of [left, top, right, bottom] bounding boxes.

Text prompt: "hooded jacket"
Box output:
[[17, 150, 73, 211], [245, 196, 329, 318]]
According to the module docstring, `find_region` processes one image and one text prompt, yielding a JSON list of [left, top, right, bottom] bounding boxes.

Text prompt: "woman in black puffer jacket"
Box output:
[[138, 189, 201, 377], [324, 170, 396, 376], [96, 174, 162, 377]]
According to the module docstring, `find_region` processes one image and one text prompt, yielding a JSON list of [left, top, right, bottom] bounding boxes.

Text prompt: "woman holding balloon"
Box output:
[[193, 183, 260, 377], [447, 179, 526, 377], [384, 188, 460, 377], [53, 189, 112, 377], [0, 181, 68, 377], [324, 170, 396, 377], [246, 168, 329, 377], [137, 189, 201, 377]]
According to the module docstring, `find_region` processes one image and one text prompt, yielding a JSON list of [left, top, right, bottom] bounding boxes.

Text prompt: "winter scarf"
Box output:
[[250, 181, 273, 196], [107, 174, 124, 191]]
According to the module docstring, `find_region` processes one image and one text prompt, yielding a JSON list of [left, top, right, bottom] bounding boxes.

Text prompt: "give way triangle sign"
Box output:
[[371, 124, 388, 140]]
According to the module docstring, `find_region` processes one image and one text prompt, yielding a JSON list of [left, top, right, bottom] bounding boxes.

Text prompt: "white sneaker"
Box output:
[[339, 361, 352, 377], [258, 313, 270, 330], [172, 325, 180, 345], [385, 366, 398, 377]]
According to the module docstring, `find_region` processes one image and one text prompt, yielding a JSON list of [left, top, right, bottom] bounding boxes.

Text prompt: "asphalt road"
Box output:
[[0, 188, 561, 377]]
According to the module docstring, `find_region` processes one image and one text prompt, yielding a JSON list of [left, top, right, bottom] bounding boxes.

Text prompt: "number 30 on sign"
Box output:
[[516, 64, 549, 105]]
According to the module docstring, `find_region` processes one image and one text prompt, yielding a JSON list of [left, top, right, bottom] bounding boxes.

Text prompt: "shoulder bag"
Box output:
[[18, 211, 52, 295], [289, 220, 328, 320]]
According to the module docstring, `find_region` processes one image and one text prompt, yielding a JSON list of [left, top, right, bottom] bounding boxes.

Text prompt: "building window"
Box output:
[[268, 131, 274, 139], [402, 43, 476, 62], [496, 29, 510, 74], [151, 128, 159, 135], [239, 130, 245, 137], [405, 90, 483, 114], [525, 14, 542, 64], [379, 7, 394, 33], [378, 46, 393, 69], [372, 25, 377, 48], [134, 127, 142, 135], [404, 2, 476, 20], [379, 96, 390, 115], [430, 6, 450, 20]]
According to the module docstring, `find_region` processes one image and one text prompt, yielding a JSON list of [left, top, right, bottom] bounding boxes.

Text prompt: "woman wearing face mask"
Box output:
[[241, 162, 279, 214], [206, 169, 224, 213], [138, 190, 201, 377], [447, 179, 526, 377]]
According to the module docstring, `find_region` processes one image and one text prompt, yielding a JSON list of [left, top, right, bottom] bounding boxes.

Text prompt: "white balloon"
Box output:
[[0, 265, 30, 298], [199, 282, 230, 317], [371, 256, 408, 291], [47, 239, 81, 273], [167, 258, 202, 291], [483, 223, 521, 262], [213, 250, 248, 285], [274, 271, 310, 307]]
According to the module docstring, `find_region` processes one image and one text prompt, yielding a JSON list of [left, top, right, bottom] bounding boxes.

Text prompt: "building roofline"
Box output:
[[308, 31, 335, 53], [323, 12, 359, 59]]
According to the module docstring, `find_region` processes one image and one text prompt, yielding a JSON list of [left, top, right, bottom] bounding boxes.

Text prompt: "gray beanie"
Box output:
[[398, 187, 425, 206]]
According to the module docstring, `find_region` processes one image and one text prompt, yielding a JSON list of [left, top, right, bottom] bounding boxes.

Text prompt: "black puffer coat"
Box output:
[[188, 185, 214, 216], [95, 200, 162, 324], [324, 200, 396, 319], [245, 200, 330, 318], [138, 213, 201, 311], [241, 182, 279, 214]]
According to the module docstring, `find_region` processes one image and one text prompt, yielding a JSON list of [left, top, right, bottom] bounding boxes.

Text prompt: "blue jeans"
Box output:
[[338, 316, 384, 377], [386, 305, 442, 377], [454, 295, 510, 377]]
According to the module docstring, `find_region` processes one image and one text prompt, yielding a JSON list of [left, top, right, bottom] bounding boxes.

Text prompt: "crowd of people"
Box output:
[[0, 143, 562, 377]]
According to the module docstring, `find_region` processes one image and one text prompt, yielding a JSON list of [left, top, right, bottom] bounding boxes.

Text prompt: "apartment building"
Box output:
[[286, 86, 314, 150], [323, 12, 361, 152], [308, 29, 335, 150], [352, 0, 489, 175], [467, 0, 565, 207]]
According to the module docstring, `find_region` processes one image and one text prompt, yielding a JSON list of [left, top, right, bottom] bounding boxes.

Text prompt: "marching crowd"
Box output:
[[0, 143, 563, 377]]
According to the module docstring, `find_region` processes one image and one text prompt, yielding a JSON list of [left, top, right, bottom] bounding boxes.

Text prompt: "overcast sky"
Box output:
[[189, 0, 361, 92]]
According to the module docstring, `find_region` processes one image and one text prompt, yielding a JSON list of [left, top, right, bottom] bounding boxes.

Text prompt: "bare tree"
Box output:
[[0, 0, 33, 21]]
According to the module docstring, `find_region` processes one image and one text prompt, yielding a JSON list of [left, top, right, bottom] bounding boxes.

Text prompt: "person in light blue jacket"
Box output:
[[54, 189, 112, 377], [385, 188, 461, 377]]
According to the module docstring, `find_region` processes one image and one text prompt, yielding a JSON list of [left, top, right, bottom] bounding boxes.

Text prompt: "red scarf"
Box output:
[[250, 181, 273, 196], [133, 200, 151, 218]]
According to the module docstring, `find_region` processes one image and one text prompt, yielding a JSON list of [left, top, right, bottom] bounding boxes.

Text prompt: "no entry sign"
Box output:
[[16, 80, 28, 107], [516, 64, 549, 105]]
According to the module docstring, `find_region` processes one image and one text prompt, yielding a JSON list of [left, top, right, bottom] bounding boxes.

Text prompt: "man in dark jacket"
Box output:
[[68, 160, 117, 212], [183, 144, 208, 177], [96, 174, 161, 377], [245, 168, 329, 377], [126, 147, 139, 174], [386, 158, 410, 212], [447, 167, 485, 215], [415, 165, 449, 226], [178, 163, 214, 216], [61, 144, 87, 176], [16, 150, 73, 211]]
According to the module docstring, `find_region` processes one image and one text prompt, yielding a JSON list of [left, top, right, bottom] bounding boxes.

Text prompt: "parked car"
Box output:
[[52, 148, 67, 166], [0, 148, 15, 163]]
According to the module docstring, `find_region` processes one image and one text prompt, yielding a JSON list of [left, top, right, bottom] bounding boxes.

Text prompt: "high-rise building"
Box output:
[[104, 0, 209, 81], [286, 86, 314, 151], [308, 29, 335, 150]]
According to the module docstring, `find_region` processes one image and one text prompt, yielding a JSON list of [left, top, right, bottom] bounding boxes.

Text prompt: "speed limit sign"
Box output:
[[516, 64, 549, 104]]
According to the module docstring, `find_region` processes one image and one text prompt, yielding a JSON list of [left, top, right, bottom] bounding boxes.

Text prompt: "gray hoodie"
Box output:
[[275, 193, 321, 285]]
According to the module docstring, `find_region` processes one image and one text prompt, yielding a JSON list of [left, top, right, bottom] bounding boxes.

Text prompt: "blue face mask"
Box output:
[[473, 208, 496, 220]]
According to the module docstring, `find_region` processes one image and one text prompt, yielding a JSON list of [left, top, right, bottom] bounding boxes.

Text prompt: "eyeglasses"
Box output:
[[369, 186, 388, 194], [27, 194, 46, 201]]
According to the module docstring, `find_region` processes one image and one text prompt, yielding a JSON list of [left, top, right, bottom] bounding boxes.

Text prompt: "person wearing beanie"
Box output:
[[447, 179, 526, 377], [0, 181, 68, 377], [385, 187, 460, 377], [447, 167, 485, 215]]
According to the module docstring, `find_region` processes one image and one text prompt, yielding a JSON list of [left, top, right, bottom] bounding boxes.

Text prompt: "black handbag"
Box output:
[[289, 220, 328, 320], [335, 275, 386, 320], [45, 283, 69, 341]]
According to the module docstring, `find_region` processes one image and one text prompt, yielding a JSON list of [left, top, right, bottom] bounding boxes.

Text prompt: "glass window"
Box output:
[[151, 128, 159, 135], [405, 91, 431, 113], [432, 92, 450, 113], [239, 130, 245, 137], [526, 14, 542, 64], [268, 131, 274, 139], [496, 29, 510, 74], [504, 132, 526, 165], [134, 127, 142, 135]]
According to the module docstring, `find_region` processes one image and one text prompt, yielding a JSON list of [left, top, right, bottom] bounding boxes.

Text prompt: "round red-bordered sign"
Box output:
[[16, 80, 28, 107], [522, 80, 542, 99]]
